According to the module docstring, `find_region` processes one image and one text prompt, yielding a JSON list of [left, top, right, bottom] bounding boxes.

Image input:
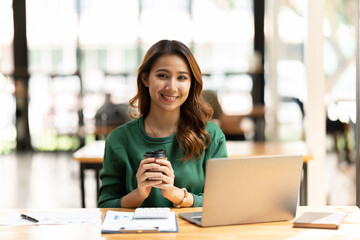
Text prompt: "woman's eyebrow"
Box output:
[[179, 71, 190, 76], [155, 68, 169, 73], [155, 69, 190, 76]]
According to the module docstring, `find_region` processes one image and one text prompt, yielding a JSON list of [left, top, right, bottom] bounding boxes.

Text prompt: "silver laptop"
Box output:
[[178, 155, 303, 227]]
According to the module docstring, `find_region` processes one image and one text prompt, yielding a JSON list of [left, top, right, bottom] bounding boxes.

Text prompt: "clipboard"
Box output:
[[101, 210, 178, 233]]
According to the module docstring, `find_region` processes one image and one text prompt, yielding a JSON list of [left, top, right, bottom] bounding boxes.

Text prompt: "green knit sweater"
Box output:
[[98, 117, 228, 208]]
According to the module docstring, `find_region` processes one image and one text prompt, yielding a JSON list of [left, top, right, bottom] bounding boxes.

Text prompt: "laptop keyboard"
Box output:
[[191, 216, 202, 221]]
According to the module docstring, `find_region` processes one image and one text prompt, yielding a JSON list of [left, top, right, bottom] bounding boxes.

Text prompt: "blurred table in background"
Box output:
[[73, 140, 105, 208], [73, 140, 312, 207]]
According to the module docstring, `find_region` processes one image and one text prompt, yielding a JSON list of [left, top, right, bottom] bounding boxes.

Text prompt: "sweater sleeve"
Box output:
[[97, 139, 127, 208], [191, 130, 228, 207]]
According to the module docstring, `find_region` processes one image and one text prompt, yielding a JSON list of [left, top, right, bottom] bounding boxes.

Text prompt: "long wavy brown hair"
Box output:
[[129, 40, 213, 161]]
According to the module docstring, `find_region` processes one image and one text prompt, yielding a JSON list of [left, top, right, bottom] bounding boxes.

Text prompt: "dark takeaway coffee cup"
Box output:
[[144, 149, 168, 160], [144, 150, 168, 181]]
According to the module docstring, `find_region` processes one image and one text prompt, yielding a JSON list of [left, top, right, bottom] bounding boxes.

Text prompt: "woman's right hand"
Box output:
[[135, 158, 163, 200]]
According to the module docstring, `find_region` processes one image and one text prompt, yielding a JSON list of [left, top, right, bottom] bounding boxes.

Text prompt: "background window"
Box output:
[[22, 0, 255, 151], [0, 0, 15, 154]]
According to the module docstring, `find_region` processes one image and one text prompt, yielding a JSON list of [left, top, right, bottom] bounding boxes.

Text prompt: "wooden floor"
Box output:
[[0, 149, 356, 209]]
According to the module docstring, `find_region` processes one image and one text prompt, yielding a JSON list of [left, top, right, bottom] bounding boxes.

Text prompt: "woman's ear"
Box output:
[[141, 73, 149, 87]]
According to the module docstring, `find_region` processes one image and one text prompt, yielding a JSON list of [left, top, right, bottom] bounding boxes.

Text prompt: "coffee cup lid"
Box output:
[[144, 149, 167, 158]]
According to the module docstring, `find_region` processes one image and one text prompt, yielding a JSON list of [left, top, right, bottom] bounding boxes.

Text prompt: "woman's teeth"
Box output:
[[163, 95, 177, 100]]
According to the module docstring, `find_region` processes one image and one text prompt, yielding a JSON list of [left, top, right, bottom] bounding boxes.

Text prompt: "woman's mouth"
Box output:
[[161, 94, 178, 102]]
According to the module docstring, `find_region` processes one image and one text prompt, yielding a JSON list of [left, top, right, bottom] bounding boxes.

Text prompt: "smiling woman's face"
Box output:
[[142, 54, 192, 115]]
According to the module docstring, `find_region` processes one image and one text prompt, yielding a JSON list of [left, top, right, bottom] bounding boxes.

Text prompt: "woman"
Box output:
[[98, 40, 228, 208]]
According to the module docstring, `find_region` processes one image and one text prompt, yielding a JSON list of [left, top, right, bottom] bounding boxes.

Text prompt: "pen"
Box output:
[[21, 214, 39, 223]]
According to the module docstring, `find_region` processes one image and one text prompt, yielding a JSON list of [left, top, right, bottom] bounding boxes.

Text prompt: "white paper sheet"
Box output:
[[0, 212, 101, 225]]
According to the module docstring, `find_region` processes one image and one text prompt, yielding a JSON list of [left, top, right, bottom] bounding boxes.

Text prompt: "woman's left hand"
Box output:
[[153, 159, 176, 199]]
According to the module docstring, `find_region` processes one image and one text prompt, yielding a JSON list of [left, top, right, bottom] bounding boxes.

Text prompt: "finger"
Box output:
[[137, 170, 161, 185], [147, 173, 173, 184], [142, 163, 161, 172], [139, 158, 156, 167], [158, 174, 173, 184], [137, 173, 162, 186], [153, 183, 172, 189], [137, 167, 148, 177], [147, 171, 163, 179], [155, 159, 172, 168], [136, 173, 149, 183], [141, 180, 163, 188], [137, 172, 153, 183], [155, 166, 174, 177], [155, 160, 174, 174], [137, 159, 155, 175], [137, 162, 160, 176], [142, 171, 163, 181]]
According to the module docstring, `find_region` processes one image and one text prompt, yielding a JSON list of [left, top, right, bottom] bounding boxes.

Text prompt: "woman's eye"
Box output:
[[178, 75, 188, 80], [157, 74, 168, 78]]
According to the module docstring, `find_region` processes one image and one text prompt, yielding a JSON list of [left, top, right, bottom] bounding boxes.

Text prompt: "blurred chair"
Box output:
[[326, 118, 351, 164], [202, 90, 245, 140], [94, 93, 131, 139]]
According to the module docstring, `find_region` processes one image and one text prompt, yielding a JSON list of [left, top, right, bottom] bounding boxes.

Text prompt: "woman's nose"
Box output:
[[165, 78, 176, 90]]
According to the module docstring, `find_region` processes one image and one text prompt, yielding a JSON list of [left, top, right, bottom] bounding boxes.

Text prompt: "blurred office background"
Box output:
[[0, 0, 357, 208]]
